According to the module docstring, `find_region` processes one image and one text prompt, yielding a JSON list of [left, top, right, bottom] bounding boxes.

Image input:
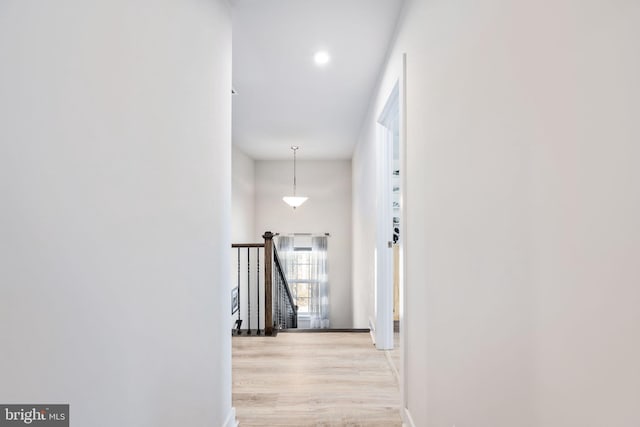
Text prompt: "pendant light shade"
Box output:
[[283, 146, 308, 209], [282, 196, 308, 208]]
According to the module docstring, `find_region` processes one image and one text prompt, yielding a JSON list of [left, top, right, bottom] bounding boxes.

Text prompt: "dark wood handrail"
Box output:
[[231, 243, 265, 248]]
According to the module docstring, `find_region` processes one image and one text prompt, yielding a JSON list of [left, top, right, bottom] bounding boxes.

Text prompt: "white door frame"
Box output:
[[398, 53, 409, 425], [375, 76, 400, 351], [374, 54, 409, 423]]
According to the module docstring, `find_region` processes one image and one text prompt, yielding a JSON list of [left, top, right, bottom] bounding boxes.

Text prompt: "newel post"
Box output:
[[263, 231, 274, 336]]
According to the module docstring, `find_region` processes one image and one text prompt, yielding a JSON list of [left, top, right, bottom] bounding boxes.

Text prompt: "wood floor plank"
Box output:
[[232, 332, 402, 427]]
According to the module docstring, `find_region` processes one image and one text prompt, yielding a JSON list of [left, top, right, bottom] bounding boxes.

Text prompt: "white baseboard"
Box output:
[[222, 407, 238, 427], [368, 317, 376, 344], [402, 407, 416, 427], [384, 350, 400, 385]]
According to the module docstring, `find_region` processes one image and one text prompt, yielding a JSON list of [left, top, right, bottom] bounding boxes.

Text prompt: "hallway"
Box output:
[[232, 332, 401, 426]]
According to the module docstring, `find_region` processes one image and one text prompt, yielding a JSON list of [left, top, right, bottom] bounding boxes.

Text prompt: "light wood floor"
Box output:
[[232, 332, 402, 427]]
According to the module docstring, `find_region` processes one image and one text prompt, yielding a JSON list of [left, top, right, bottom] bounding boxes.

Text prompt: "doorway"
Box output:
[[375, 79, 400, 351]]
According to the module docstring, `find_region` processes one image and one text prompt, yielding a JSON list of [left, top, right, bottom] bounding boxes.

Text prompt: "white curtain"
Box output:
[[276, 234, 329, 329], [276, 235, 294, 276], [309, 236, 329, 329]]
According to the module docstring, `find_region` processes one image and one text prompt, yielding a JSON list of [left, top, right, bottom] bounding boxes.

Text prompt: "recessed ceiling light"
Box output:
[[314, 51, 330, 66]]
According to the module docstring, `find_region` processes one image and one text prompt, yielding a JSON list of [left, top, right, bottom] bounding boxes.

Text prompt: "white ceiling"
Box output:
[[231, 0, 405, 160]]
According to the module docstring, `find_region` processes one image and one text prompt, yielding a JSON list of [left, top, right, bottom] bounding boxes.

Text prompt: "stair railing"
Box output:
[[231, 231, 297, 336], [270, 233, 298, 333]]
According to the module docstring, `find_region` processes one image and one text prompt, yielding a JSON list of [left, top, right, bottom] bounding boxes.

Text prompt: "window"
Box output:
[[286, 248, 313, 314], [277, 234, 329, 328]]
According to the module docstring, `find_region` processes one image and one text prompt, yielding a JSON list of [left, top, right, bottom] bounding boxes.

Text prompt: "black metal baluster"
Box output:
[[277, 273, 280, 328], [247, 247, 251, 335], [235, 247, 241, 335], [277, 275, 281, 328], [279, 279, 282, 328], [257, 247, 261, 335]]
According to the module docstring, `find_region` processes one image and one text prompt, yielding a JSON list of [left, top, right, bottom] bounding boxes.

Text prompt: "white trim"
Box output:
[[374, 80, 399, 351], [402, 407, 416, 427], [368, 316, 376, 344], [379, 82, 400, 129], [399, 51, 409, 424], [384, 350, 400, 385], [222, 407, 238, 427]]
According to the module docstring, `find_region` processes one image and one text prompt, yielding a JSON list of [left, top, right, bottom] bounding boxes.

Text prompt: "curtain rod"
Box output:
[[280, 232, 331, 237]]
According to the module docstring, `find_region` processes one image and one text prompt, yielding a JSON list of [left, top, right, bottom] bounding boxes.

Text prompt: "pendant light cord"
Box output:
[[292, 146, 298, 196], [283, 145, 307, 210]]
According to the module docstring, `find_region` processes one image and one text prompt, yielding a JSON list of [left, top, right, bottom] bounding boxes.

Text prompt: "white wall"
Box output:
[[352, 128, 377, 329], [528, 2, 640, 424], [232, 146, 256, 243], [255, 160, 353, 328], [0, 1, 235, 426], [231, 146, 256, 329], [353, 0, 640, 426]]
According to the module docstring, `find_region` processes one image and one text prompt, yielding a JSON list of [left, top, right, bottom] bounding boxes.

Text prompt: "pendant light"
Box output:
[[282, 146, 308, 209]]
